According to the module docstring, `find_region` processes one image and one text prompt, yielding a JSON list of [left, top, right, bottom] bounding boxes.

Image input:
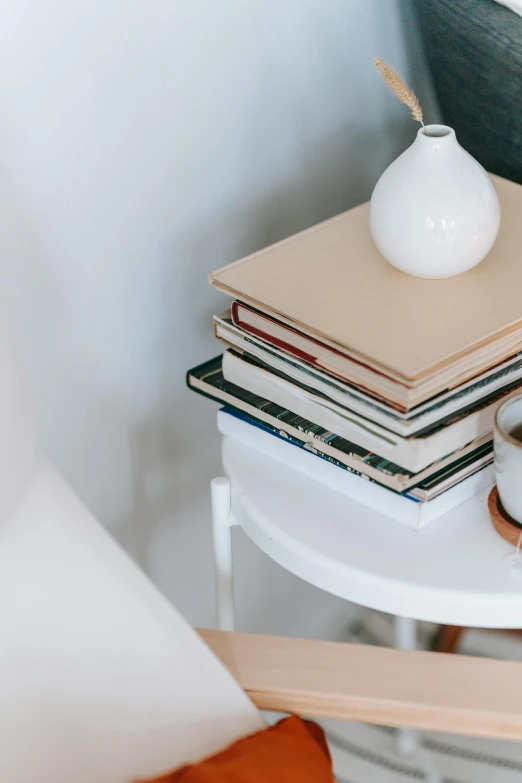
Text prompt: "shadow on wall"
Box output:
[[0, 169, 147, 562], [0, 169, 63, 402], [129, 121, 413, 629], [0, 0, 439, 634], [0, 111, 418, 632]]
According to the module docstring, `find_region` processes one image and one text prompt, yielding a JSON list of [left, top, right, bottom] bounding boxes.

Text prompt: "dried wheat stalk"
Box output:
[[374, 58, 424, 126]]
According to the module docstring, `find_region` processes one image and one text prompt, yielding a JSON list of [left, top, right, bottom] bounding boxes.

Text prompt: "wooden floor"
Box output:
[[433, 626, 522, 654]]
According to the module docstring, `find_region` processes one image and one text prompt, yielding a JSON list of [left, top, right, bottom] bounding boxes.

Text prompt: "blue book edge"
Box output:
[[219, 406, 421, 503]]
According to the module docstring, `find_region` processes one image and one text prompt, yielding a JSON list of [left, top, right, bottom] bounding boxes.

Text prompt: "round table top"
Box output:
[[222, 437, 522, 628]]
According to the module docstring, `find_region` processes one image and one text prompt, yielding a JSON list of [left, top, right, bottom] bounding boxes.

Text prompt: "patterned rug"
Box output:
[[319, 611, 522, 783]]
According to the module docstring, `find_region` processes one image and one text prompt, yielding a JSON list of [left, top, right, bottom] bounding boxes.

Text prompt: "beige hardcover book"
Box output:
[[209, 175, 522, 386]]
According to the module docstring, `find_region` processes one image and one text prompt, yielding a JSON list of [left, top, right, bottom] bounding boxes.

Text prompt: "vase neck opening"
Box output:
[[421, 125, 453, 138], [416, 124, 456, 150]]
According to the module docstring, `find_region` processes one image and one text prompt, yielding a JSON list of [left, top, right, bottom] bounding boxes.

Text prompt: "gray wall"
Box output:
[[0, 0, 435, 634]]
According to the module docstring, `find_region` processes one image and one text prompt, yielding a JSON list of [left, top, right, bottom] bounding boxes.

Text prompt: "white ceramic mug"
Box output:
[[494, 393, 522, 523]]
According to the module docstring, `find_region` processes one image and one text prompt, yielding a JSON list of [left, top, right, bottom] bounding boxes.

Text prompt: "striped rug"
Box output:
[[319, 611, 522, 783]]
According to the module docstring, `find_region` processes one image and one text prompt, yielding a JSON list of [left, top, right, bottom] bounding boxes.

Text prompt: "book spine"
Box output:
[[232, 301, 322, 368], [221, 349, 423, 469], [221, 349, 501, 474], [187, 361, 408, 491], [414, 464, 494, 528]]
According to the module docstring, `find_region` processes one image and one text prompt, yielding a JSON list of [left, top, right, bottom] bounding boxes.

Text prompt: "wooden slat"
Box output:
[[198, 629, 522, 741]]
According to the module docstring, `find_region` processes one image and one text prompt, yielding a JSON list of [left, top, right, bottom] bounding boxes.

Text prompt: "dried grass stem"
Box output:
[[374, 58, 424, 126]]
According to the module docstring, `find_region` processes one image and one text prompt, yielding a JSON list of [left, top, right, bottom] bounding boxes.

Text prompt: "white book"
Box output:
[[222, 350, 500, 473], [217, 409, 494, 530]]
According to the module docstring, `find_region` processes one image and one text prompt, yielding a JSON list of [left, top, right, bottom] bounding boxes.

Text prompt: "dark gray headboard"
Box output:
[[414, 0, 522, 184]]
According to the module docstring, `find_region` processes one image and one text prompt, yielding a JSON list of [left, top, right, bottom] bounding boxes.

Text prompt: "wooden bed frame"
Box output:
[[200, 630, 522, 741]]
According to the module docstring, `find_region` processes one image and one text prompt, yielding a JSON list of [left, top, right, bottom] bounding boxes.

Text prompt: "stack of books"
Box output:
[[188, 175, 522, 529]]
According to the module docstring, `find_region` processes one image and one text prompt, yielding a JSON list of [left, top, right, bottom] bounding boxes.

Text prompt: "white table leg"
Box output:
[[394, 615, 418, 755], [211, 477, 235, 631]]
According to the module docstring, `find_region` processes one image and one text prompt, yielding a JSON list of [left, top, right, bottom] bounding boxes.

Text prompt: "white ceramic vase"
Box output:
[[369, 124, 500, 279]]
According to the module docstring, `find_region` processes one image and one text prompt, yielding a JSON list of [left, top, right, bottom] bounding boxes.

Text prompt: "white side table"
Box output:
[[211, 437, 522, 752]]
